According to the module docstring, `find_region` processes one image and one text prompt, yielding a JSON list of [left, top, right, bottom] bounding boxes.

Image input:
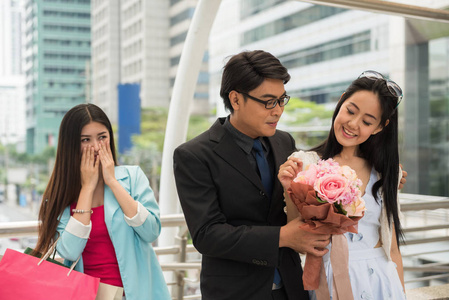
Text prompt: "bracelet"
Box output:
[[72, 209, 93, 214]]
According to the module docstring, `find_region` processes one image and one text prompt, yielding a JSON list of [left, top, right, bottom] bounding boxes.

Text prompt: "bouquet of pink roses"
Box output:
[[287, 155, 366, 298], [293, 157, 366, 219]]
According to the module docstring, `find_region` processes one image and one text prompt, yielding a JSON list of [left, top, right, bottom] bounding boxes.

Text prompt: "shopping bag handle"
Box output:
[[37, 236, 81, 276]]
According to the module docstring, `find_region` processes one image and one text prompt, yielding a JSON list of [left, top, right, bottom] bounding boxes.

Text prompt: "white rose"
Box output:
[[288, 150, 320, 171]]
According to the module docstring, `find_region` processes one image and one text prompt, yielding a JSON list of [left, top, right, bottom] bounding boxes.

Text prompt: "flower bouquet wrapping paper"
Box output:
[[286, 151, 366, 299]]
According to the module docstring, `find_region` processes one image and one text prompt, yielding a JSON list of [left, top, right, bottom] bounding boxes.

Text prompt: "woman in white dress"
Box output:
[[279, 71, 406, 299]]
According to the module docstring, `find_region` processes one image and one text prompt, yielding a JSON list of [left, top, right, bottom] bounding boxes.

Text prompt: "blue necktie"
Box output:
[[253, 139, 273, 198], [253, 139, 281, 286]]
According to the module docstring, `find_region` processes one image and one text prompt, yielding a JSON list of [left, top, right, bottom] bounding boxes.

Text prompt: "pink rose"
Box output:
[[343, 197, 366, 217], [294, 164, 318, 186], [341, 165, 357, 181], [314, 173, 349, 204], [294, 174, 311, 185]]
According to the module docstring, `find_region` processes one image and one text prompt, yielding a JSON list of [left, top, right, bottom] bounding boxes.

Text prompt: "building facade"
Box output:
[[92, 0, 170, 124], [0, 0, 25, 147], [0, 76, 25, 146], [0, 0, 23, 76], [169, 0, 210, 115], [91, 0, 209, 124], [91, 0, 121, 123], [24, 0, 91, 154], [121, 0, 170, 109]]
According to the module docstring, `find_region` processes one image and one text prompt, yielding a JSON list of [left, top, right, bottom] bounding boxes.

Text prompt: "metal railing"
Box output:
[[1, 193, 449, 298], [399, 193, 449, 290], [0, 214, 201, 300]]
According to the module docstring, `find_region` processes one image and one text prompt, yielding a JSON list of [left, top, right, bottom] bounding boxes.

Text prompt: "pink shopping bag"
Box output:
[[0, 248, 100, 300]]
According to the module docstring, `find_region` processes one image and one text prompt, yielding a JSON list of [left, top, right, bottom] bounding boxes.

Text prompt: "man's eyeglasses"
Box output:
[[238, 91, 290, 109], [358, 70, 403, 108]]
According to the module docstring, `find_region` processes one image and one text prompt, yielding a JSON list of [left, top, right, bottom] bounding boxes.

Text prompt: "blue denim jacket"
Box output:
[[56, 166, 170, 300]]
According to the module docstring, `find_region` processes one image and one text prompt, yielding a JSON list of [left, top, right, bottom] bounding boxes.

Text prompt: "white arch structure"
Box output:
[[159, 0, 449, 245], [158, 0, 222, 248]]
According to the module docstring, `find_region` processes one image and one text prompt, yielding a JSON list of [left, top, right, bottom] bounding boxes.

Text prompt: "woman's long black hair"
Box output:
[[312, 77, 403, 245]]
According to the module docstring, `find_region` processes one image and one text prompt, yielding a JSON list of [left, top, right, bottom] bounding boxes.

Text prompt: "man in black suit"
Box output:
[[173, 50, 331, 300]]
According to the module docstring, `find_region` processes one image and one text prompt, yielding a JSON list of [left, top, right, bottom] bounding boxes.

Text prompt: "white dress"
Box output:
[[321, 167, 405, 300]]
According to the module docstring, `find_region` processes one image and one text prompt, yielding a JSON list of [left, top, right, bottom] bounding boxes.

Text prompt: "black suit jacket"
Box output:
[[173, 118, 308, 300]]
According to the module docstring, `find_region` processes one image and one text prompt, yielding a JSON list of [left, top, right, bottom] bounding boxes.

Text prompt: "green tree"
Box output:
[[31, 146, 56, 165], [120, 107, 212, 200], [282, 97, 334, 149]]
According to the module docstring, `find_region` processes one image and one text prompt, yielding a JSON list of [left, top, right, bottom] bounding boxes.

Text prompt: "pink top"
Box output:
[[71, 203, 123, 287]]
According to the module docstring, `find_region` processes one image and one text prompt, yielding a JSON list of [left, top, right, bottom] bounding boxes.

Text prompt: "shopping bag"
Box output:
[[0, 248, 100, 300], [24, 246, 68, 268], [96, 282, 124, 300]]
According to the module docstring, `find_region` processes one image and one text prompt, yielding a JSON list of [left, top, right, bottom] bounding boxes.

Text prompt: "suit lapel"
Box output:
[[267, 133, 290, 219], [211, 119, 265, 192], [269, 134, 286, 196]]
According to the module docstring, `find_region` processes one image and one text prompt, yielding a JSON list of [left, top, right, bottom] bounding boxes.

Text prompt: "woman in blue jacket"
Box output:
[[34, 103, 170, 300]]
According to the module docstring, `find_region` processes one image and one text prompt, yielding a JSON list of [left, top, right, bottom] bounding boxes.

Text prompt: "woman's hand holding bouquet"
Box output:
[[279, 151, 366, 299]]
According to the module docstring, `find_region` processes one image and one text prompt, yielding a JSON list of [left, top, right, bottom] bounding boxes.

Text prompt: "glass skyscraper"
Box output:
[[24, 0, 91, 154]]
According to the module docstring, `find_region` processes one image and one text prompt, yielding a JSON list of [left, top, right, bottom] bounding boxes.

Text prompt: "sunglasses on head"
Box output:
[[358, 70, 403, 108]]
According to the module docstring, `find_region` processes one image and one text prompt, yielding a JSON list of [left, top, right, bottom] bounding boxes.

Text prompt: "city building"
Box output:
[[0, 0, 25, 147], [169, 0, 210, 115], [23, 0, 91, 154], [121, 1, 170, 109], [0, 76, 25, 146], [91, 0, 171, 124], [209, 0, 449, 196], [0, 0, 23, 76], [91, 0, 121, 123], [91, 0, 209, 125]]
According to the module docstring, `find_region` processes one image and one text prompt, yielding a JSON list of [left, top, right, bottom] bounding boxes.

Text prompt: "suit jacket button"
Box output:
[[259, 191, 265, 196], [252, 259, 257, 264]]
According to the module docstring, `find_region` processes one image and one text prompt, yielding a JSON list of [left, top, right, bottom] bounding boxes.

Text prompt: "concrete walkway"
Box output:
[[407, 284, 449, 299]]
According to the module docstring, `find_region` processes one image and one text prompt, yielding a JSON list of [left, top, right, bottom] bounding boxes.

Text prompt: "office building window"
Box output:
[[197, 72, 209, 84], [170, 8, 195, 26], [194, 92, 209, 99], [170, 55, 180, 67], [241, 0, 287, 19], [278, 30, 371, 69], [290, 81, 352, 104], [241, 5, 346, 45], [170, 32, 187, 46]]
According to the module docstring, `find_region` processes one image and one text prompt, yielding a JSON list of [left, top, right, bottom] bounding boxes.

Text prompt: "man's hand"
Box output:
[[279, 217, 330, 257]]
